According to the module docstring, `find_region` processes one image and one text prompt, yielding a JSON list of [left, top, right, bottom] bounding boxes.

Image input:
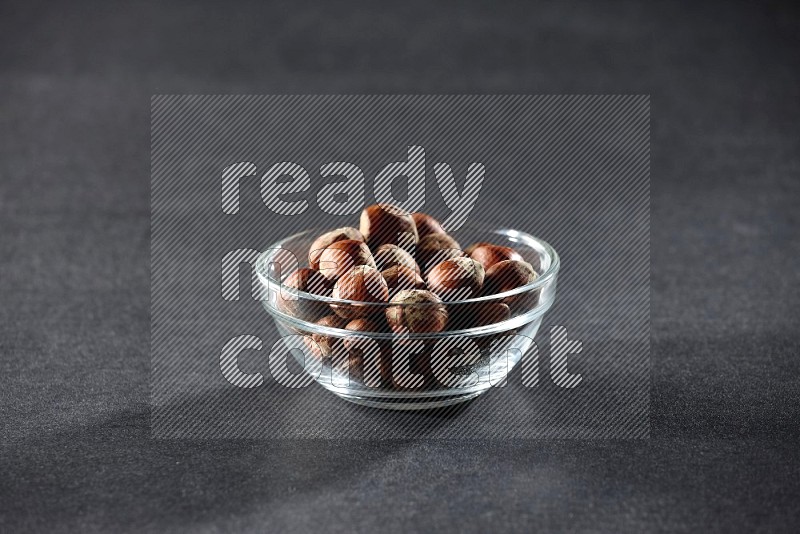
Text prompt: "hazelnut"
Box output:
[[342, 318, 385, 350], [440, 302, 475, 331], [331, 319, 391, 386], [276, 268, 333, 321], [426, 256, 485, 301], [388, 339, 437, 389], [473, 302, 511, 327], [482, 260, 539, 304], [469, 244, 524, 271], [343, 318, 389, 359], [304, 314, 347, 360], [385, 290, 448, 333], [331, 265, 389, 319], [308, 227, 364, 270], [359, 203, 418, 251], [381, 265, 426, 299], [317, 240, 376, 281], [463, 242, 492, 256], [373, 244, 420, 274], [411, 212, 446, 239], [416, 233, 463, 273]]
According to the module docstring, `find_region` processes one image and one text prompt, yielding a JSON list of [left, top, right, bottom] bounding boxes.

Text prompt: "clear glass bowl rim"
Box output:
[[255, 224, 559, 340]]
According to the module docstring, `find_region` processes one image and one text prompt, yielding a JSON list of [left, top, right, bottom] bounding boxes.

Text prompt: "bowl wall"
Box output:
[[257, 224, 558, 410]]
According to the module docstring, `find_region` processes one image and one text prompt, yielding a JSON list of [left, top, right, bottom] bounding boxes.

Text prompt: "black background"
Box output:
[[2, 0, 799, 532]]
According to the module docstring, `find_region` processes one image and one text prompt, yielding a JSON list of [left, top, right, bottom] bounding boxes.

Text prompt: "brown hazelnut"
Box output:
[[473, 302, 511, 326], [308, 227, 364, 270], [416, 233, 463, 273], [411, 212, 446, 239], [469, 244, 524, 271], [388, 338, 437, 389], [342, 318, 384, 350], [317, 240, 376, 281], [440, 301, 476, 331], [482, 260, 539, 303], [373, 244, 420, 274], [331, 265, 389, 319], [464, 241, 492, 256], [276, 268, 333, 321], [359, 203, 418, 251], [385, 290, 448, 333], [304, 314, 347, 360], [381, 265, 426, 299], [426, 256, 485, 301], [329, 319, 391, 386]]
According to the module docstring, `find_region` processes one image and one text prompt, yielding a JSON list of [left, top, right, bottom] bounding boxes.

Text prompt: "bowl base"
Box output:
[[331, 389, 486, 410]]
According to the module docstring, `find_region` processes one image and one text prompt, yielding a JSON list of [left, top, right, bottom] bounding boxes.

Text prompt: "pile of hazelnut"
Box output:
[[275, 204, 540, 389]]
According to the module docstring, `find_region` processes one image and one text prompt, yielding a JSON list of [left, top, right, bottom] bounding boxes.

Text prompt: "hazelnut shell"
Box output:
[[426, 256, 485, 301], [469, 244, 524, 271], [416, 233, 463, 273], [332, 319, 392, 385], [385, 289, 448, 333], [373, 244, 420, 274], [304, 314, 347, 360], [359, 204, 419, 252], [381, 265, 427, 299], [331, 265, 389, 319], [482, 260, 539, 306], [472, 301, 511, 327], [317, 240, 376, 281], [276, 268, 332, 321], [411, 212, 446, 239], [464, 241, 492, 256], [308, 227, 364, 270]]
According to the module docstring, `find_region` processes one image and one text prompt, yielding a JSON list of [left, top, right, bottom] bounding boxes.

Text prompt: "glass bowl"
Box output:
[[255, 224, 559, 410]]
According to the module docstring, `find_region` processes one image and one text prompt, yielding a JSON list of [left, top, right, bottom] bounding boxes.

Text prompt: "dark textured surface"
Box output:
[[1, 0, 799, 532]]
